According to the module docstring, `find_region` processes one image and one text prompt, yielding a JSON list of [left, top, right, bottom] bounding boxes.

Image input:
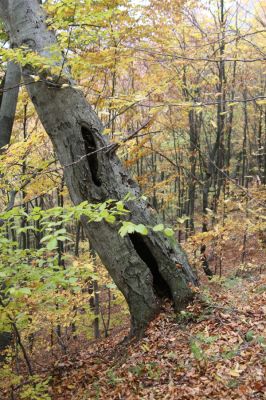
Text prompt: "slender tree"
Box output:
[[0, 62, 20, 151], [0, 61, 20, 358]]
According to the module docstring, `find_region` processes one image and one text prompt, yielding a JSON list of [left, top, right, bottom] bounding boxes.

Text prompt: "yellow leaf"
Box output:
[[230, 370, 240, 377]]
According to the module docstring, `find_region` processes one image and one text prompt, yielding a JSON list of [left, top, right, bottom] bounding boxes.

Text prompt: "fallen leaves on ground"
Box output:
[[51, 274, 266, 400]]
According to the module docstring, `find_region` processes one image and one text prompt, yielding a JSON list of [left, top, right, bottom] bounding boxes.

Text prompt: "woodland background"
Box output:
[[0, 0, 265, 399]]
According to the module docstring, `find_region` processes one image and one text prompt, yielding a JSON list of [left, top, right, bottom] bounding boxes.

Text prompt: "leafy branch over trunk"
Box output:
[[0, 0, 198, 336]]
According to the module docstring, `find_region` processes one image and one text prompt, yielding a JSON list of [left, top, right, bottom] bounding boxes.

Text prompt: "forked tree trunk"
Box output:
[[0, 0, 198, 336]]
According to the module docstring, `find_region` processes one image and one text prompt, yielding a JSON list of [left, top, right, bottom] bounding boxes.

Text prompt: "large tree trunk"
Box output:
[[0, 0, 198, 336]]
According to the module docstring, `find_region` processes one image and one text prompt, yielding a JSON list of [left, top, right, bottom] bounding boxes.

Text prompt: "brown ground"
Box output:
[[51, 273, 266, 400], [50, 229, 266, 400], [2, 232, 265, 400]]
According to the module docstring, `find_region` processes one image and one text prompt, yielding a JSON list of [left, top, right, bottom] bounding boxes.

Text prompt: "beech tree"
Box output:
[[0, 62, 20, 151], [0, 0, 197, 336]]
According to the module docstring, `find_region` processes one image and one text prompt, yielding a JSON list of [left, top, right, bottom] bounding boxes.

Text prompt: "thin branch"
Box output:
[[106, 118, 152, 154], [126, 46, 266, 63], [142, 145, 203, 186], [138, 95, 266, 109]]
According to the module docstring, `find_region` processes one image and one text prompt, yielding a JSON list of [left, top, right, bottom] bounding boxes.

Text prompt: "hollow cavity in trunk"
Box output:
[[129, 233, 172, 299]]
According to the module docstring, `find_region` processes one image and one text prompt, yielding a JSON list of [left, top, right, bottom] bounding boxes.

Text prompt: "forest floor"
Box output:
[[51, 269, 266, 399], [2, 231, 265, 400]]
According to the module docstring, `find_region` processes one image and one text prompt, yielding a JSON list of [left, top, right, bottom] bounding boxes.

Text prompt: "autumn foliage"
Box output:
[[0, 0, 265, 398]]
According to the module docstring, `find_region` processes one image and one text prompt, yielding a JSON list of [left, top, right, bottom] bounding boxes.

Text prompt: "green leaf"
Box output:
[[47, 238, 58, 250], [19, 288, 32, 295], [56, 236, 71, 242], [9, 287, 31, 296], [256, 336, 265, 345], [40, 234, 52, 243], [164, 228, 174, 237], [106, 283, 117, 289], [56, 228, 67, 235], [67, 277, 78, 284], [135, 224, 148, 235], [119, 221, 136, 237], [245, 330, 255, 342], [123, 192, 136, 201], [177, 216, 189, 224], [153, 224, 164, 232], [190, 341, 204, 360], [104, 214, 116, 223], [17, 226, 36, 234], [116, 201, 126, 212]]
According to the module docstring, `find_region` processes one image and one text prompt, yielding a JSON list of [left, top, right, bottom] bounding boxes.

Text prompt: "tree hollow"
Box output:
[[81, 126, 101, 187], [129, 233, 172, 299]]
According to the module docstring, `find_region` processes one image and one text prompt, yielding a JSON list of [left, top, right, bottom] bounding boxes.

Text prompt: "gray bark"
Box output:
[[0, 47, 21, 360], [0, 0, 198, 336], [0, 61, 21, 151]]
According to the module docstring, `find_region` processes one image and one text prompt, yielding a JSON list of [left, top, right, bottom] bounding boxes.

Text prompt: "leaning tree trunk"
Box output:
[[0, 0, 198, 336]]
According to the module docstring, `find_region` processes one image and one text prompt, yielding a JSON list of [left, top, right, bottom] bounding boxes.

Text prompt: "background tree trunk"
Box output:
[[0, 61, 21, 151], [0, 0, 198, 336], [0, 61, 21, 357]]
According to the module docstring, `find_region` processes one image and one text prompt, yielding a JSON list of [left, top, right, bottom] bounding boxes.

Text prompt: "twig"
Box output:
[[138, 95, 266, 109], [127, 45, 266, 63]]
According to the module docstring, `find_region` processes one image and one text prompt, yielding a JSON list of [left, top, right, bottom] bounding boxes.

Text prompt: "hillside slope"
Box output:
[[52, 274, 266, 400]]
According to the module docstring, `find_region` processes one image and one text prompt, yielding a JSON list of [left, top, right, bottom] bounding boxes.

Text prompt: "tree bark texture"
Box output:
[[0, 61, 21, 151], [0, 0, 198, 335], [0, 53, 21, 359]]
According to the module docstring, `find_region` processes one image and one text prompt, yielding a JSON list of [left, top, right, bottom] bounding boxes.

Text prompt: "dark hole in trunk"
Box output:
[[129, 233, 172, 299], [0, 332, 12, 358], [81, 126, 101, 187]]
